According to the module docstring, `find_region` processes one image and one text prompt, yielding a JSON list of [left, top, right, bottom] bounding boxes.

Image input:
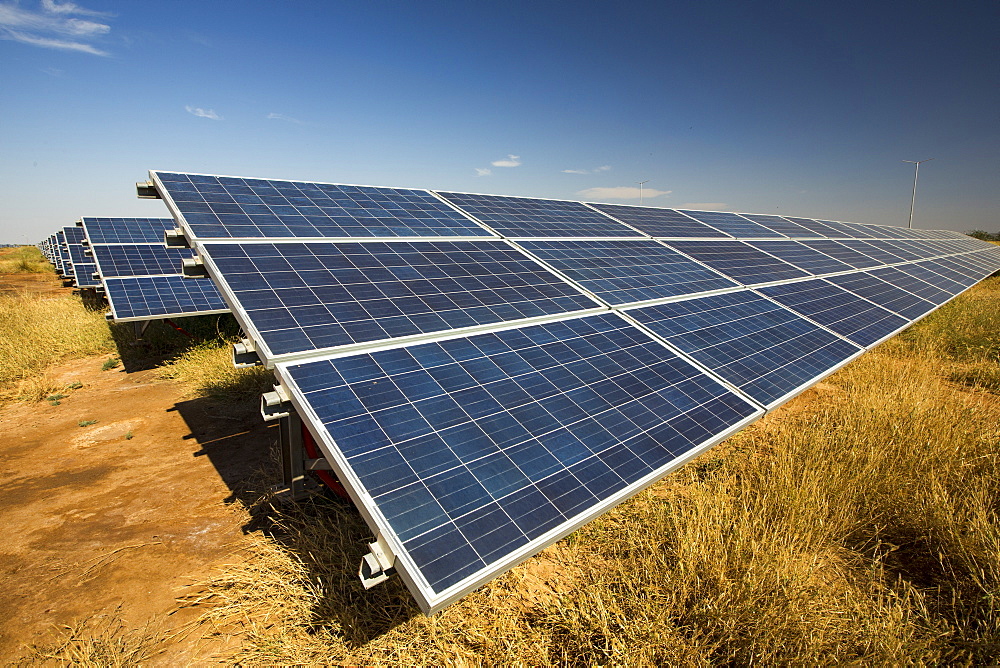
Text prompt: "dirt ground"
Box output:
[[0, 274, 275, 663]]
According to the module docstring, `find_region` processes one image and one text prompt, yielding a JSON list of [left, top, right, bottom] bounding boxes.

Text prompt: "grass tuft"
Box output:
[[19, 614, 165, 666], [0, 292, 114, 403], [78, 419, 98, 427], [157, 342, 274, 400], [101, 357, 121, 371]]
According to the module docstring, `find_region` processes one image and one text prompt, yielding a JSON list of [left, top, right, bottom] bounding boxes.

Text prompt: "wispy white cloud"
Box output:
[[682, 202, 727, 210], [0, 0, 112, 55], [40, 0, 111, 17], [491, 154, 521, 167], [266, 112, 303, 124], [562, 165, 612, 175], [186, 105, 222, 120], [577, 186, 671, 201], [475, 167, 492, 177]]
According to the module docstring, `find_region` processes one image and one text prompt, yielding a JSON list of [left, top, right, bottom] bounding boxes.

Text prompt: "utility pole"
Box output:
[[636, 180, 649, 205], [902, 158, 933, 229]]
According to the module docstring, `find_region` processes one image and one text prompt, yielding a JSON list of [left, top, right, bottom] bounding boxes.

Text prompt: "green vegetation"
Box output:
[[967, 229, 1000, 242], [100, 357, 121, 371], [186, 276, 1000, 665], [77, 420, 98, 427]]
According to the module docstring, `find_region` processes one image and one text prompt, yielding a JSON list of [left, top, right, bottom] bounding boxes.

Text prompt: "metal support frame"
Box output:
[[132, 320, 151, 338], [279, 412, 308, 501]]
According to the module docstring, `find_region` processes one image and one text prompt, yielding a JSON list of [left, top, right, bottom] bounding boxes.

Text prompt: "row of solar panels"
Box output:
[[35, 172, 1000, 615], [38, 218, 228, 322]]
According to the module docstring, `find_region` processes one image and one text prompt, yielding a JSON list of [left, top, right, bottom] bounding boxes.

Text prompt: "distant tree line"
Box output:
[[967, 230, 1000, 241]]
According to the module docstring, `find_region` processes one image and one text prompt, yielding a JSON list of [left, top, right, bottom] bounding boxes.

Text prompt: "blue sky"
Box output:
[[1, 0, 998, 242]]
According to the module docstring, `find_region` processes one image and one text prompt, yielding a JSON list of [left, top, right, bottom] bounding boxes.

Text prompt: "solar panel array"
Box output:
[[79, 217, 229, 322], [115, 172, 1000, 612]]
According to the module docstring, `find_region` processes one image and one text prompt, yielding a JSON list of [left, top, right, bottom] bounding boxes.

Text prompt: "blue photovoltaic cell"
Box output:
[[81, 217, 176, 244], [515, 239, 739, 305], [838, 239, 907, 264], [878, 241, 927, 262], [868, 266, 951, 304], [800, 240, 884, 269], [662, 240, 809, 285], [757, 279, 909, 348], [93, 244, 194, 278], [910, 260, 978, 287], [103, 275, 228, 320], [739, 213, 822, 238], [893, 262, 969, 295], [67, 240, 89, 267], [281, 312, 759, 593], [676, 211, 785, 238], [824, 272, 935, 320], [64, 226, 86, 243], [782, 217, 845, 237], [627, 290, 862, 407], [746, 241, 854, 275], [72, 262, 99, 288], [586, 204, 728, 238], [814, 219, 863, 238], [934, 256, 988, 280], [152, 172, 491, 239], [844, 223, 898, 239], [435, 192, 641, 238], [200, 240, 601, 358]]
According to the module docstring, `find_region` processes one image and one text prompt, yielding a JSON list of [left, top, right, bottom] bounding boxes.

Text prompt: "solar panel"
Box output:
[[151, 172, 492, 240], [676, 211, 785, 238], [514, 239, 739, 305], [147, 170, 1000, 616], [757, 279, 909, 348], [837, 239, 908, 264], [434, 191, 641, 238], [823, 272, 935, 320], [72, 263, 100, 289], [844, 223, 898, 239], [782, 217, 845, 237], [798, 239, 884, 269], [868, 266, 952, 304], [103, 275, 229, 321], [738, 213, 823, 238], [92, 244, 194, 278], [586, 204, 728, 238], [80, 217, 176, 244], [198, 240, 603, 363], [814, 219, 863, 238], [893, 261, 970, 294], [662, 240, 809, 285], [275, 311, 762, 611], [625, 290, 863, 408], [745, 241, 854, 276]]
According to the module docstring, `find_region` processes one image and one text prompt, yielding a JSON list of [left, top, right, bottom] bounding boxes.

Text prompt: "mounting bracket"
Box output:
[[164, 228, 190, 248], [359, 533, 396, 589], [181, 257, 208, 278], [136, 181, 160, 199], [261, 384, 292, 422], [233, 338, 262, 368]]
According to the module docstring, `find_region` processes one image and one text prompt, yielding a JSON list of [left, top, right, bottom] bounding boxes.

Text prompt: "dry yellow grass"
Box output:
[[0, 246, 54, 274], [0, 292, 115, 402], [156, 340, 276, 400], [178, 275, 1000, 664]]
